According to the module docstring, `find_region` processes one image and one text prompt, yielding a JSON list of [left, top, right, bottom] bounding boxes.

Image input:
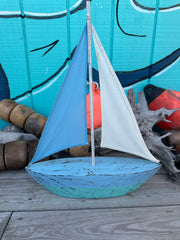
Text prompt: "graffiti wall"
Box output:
[[0, 0, 179, 128]]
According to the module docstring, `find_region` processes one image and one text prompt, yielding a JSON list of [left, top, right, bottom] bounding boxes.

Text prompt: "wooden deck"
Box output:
[[0, 168, 180, 239]]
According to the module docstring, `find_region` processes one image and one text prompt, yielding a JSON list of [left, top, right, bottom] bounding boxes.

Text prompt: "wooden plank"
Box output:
[[2, 206, 180, 240], [0, 173, 179, 212], [0, 169, 31, 180], [0, 212, 11, 238]]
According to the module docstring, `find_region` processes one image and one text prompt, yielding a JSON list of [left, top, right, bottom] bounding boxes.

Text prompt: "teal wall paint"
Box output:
[[0, 0, 179, 129], [148, 0, 160, 85], [18, 0, 34, 108]]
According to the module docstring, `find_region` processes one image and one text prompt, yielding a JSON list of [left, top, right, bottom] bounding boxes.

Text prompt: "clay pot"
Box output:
[[9, 104, 35, 128], [24, 113, 47, 138], [4, 141, 28, 169], [0, 99, 18, 122]]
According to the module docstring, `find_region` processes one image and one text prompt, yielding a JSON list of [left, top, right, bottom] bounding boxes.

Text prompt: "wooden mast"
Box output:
[[86, 0, 95, 166]]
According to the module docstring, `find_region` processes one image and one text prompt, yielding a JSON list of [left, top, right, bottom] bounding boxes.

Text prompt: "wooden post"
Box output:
[[87, 0, 95, 166]]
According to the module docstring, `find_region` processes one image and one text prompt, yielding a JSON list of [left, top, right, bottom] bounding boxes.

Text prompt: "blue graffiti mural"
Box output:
[[0, 64, 10, 100], [0, 0, 87, 19], [0, 0, 179, 126], [131, 0, 180, 12]]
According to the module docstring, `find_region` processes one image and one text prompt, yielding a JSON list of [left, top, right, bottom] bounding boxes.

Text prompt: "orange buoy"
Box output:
[[0, 99, 18, 122], [24, 113, 47, 138], [144, 84, 180, 130], [4, 141, 28, 169], [86, 84, 101, 131]]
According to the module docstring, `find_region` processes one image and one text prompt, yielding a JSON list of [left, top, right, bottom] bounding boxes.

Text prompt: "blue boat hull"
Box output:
[[26, 157, 161, 199]]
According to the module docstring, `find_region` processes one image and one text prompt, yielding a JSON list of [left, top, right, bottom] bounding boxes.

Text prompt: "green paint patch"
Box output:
[[41, 183, 142, 199]]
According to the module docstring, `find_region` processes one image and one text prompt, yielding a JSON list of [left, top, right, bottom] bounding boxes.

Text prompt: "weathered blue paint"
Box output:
[[26, 157, 161, 198], [0, 0, 179, 130]]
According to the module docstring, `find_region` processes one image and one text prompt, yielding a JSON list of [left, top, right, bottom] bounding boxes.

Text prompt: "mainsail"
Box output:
[[30, 25, 88, 164], [92, 25, 159, 163]]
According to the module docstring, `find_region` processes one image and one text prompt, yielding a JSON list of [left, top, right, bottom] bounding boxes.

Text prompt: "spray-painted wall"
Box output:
[[0, 0, 179, 128]]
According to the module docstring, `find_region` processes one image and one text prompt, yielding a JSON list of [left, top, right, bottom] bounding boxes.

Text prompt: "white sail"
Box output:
[[92, 25, 159, 163]]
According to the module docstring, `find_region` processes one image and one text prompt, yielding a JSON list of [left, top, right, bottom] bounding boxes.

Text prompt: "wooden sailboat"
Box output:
[[26, 1, 161, 199]]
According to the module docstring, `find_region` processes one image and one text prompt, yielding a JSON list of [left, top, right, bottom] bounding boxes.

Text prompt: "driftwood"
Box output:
[[127, 89, 180, 179], [94, 89, 180, 179], [0, 131, 37, 144], [0, 123, 37, 144]]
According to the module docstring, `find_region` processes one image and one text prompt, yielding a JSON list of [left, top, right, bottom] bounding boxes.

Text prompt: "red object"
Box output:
[[144, 84, 180, 130], [86, 84, 101, 131]]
